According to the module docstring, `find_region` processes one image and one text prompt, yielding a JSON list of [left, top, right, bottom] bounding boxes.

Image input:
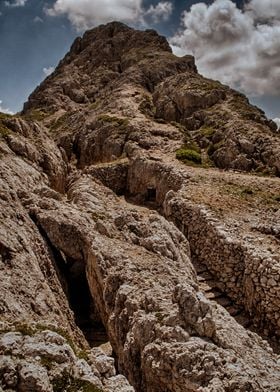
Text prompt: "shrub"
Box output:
[[176, 148, 202, 164]]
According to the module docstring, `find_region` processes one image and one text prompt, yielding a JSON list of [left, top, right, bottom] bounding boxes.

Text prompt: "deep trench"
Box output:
[[32, 171, 279, 356], [123, 185, 280, 354], [31, 216, 109, 348]]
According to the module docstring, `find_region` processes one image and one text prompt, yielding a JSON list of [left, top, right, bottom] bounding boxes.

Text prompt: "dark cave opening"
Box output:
[[145, 187, 156, 202], [65, 257, 108, 347], [32, 216, 109, 347]]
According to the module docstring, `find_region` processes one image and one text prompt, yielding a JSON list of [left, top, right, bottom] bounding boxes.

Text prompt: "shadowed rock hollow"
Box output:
[[0, 21, 280, 392]]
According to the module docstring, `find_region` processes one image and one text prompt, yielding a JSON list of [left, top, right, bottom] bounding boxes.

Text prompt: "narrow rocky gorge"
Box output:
[[0, 22, 280, 391]]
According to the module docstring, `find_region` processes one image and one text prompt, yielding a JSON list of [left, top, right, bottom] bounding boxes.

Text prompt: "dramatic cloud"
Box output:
[[5, 0, 28, 7], [170, 0, 280, 96], [43, 66, 55, 76], [245, 0, 280, 22], [46, 0, 172, 30], [0, 100, 14, 115]]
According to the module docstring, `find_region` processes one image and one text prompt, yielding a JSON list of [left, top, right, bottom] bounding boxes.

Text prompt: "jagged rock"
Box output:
[[18, 362, 52, 392], [0, 21, 280, 392]]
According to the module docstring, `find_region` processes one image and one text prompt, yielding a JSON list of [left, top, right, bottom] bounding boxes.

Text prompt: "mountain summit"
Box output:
[[0, 22, 280, 392], [24, 21, 280, 176]]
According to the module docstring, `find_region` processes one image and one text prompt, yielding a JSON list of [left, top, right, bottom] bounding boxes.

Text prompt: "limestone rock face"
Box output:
[[0, 21, 280, 392]]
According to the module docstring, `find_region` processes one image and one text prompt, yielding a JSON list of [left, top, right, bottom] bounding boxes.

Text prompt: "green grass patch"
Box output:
[[0, 112, 13, 120], [0, 124, 11, 138], [176, 148, 202, 164], [201, 126, 215, 138], [23, 109, 48, 122]]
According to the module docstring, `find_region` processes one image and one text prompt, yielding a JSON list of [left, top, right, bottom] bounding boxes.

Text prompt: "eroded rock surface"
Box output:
[[0, 21, 280, 392]]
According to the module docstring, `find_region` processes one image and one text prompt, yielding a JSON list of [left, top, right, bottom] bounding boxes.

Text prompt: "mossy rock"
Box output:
[[89, 99, 100, 110], [52, 372, 102, 392], [23, 109, 48, 122], [49, 113, 69, 132], [200, 126, 215, 138], [139, 94, 156, 117], [176, 148, 202, 164], [183, 139, 201, 153], [0, 124, 11, 138], [207, 140, 224, 156], [97, 114, 129, 130], [170, 121, 187, 133]]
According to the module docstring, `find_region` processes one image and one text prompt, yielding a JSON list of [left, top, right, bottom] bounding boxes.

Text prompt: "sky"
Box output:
[[0, 0, 279, 122]]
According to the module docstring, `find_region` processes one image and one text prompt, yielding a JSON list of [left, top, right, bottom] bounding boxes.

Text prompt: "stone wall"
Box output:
[[127, 157, 280, 338]]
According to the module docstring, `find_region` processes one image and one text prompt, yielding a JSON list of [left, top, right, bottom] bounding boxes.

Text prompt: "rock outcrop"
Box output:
[[0, 22, 280, 391]]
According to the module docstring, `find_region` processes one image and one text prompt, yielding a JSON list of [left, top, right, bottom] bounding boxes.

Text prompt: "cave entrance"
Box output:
[[145, 187, 156, 203], [66, 257, 108, 347], [30, 216, 109, 348]]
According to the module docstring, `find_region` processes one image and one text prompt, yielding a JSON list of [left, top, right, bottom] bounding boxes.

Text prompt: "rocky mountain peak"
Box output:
[[1, 22, 280, 392], [24, 22, 195, 113]]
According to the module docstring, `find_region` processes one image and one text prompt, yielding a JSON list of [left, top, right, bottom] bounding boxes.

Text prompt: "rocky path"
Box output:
[[192, 259, 280, 353], [125, 192, 280, 355]]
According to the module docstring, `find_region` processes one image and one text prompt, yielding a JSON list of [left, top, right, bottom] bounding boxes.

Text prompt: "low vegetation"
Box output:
[[23, 109, 48, 122], [49, 113, 69, 132], [97, 114, 129, 130], [176, 148, 202, 165], [201, 126, 215, 138], [0, 322, 88, 360], [0, 124, 11, 138], [52, 372, 102, 392], [139, 94, 156, 117], [0, 114, 12, 138]]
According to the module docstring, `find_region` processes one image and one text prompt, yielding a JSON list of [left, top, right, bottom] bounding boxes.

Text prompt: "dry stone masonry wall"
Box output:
[[127, 157, 280, 340]]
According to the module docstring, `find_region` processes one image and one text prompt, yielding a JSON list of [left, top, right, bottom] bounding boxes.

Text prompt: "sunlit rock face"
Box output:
[[0, 21, 280, 392]]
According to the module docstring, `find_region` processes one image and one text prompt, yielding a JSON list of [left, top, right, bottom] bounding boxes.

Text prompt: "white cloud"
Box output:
[[273, 118, 280, 130], [170, 0, 280, 96], [0, 100, 14, 115], [5, 0, 28, 7], [43, 66, 55, 77], [46, 0, 172, 31], [245, 0, 280, 22], [145, 1, 173, 23]]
